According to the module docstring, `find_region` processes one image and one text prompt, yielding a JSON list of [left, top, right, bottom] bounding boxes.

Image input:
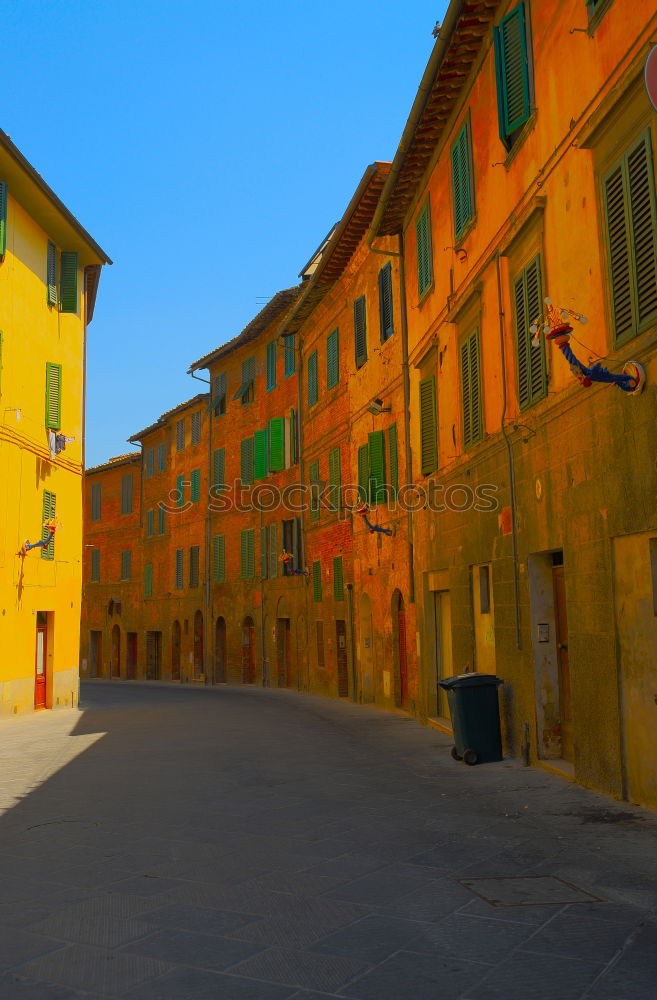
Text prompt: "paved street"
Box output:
[[1, 683, 656, 999]]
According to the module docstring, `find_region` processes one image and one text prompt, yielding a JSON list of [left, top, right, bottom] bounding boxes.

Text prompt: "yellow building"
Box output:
[[0, 130, 110, 715]]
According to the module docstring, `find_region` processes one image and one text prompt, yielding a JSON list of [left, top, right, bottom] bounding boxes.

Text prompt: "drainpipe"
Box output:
[[495, 252, 522, 650]]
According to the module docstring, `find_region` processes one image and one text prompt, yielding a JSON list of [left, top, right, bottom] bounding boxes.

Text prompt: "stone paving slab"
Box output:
[[1, 681, 657, 998]]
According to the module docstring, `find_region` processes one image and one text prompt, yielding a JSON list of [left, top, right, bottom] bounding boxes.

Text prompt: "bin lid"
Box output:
[[438, 673, 503, 689]]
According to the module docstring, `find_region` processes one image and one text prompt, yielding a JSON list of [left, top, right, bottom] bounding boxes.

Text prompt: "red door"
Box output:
[[35, 622, 47, 709]]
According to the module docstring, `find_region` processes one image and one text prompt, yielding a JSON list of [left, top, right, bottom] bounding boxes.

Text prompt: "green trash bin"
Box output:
[[438, 673, 503, 765]]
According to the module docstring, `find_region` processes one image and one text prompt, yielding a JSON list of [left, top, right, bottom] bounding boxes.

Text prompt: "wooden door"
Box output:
[[146, 632, 161, 680], [126, 633, 137, 679], [336, 620, 349, 698], [242, 618, 255, 684], [214, 617, 226, 683], [552, 566, 573, 762], [35, 622, 47, 709], [171, 622, 181, 680], [434, 591, 453, 720], [397, 596, 409, 708], [111, 625, 121, 678], [90, 630, 102, 677]]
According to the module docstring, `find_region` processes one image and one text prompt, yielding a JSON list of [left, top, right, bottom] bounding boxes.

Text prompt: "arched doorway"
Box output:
[[111, 624, 121, 678], [193, 611, 204, 679], [242, 616, 255, 684], [172, 620, 181, 681], [393, 590, 409, 708], [215, 616, 226, 683], [358, 593, 374, 703]]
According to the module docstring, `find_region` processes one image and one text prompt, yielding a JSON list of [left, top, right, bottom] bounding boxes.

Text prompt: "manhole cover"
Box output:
[[457, 875, 603, 907]]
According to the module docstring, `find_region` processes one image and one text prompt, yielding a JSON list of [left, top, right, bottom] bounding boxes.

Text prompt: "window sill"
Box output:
[[455, 214, 477, 248], [587, 0, 614, 34], [503, 110, 538, 169], [417, 281, 435, 308]]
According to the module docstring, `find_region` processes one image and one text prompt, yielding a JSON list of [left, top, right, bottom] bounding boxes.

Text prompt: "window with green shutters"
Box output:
[[327, 328, 339, 388], [308, 350, 318, 406], [254, 428, 268, 480], [91, 482, 101, 522], [176, 418, 185, 451], [60, 252, 78, 313], [419, 376, 438, 475], [241, 529, 255, 579], [144, 563, 153, 597], [190, 468, 201, 502], [157, 505, 166, 535], [46, 241, 57, 306], [388, 424, 399, 500], [354, 296, 367, 368], [121, 550, 132, 580], [145, 448, 154, 478], [191, 411, 201, 445], [121, 473, 133, 515], [175, 549, 184, 589], [0, 182, 6, 257], [603, 131, 657, 344], [146, 509, 154, 537], [312, 560, 322, 602], [290, 408, 298, 464], [91, 548, 100, 582], [284, 334, 296, 376], [213, 447, 225, 490], [514, 255, 546, 409], [494, 3, 532, 150], [211, 372, 227, 415], [241, 437, 254, 485], [460, 328, 483, 448], [212, 534, 225, 582], [451, 119, 475, 241], [266, 340, 276, 391], [328, 447, 341, 512], [309, 460, 320, 522], [268, 417, 285, 472], [176, 473, 185, 507], [41, 490, 56, 560], [333, 556, 344, 601], [358, 443, 370, 504], [269, 523, 278, 578], [416, 201, 433, 298], [157, 442, 166, 472], [378, 263, 394, 342], [233, 357, 255, 404], [368, 430, 387, 505], [260, 526, 268, 579], [45, 362, 62, 430], [189, 545, 200, 587]]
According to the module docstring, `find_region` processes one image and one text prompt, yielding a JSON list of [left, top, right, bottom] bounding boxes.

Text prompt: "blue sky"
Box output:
[[7, 0, 447, 466]]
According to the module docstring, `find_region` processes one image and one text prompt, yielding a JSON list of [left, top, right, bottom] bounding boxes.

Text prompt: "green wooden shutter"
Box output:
[[269, 524, 278, 578], [213, 447, 225, 488], [41, 490, 56, 559], [176, 419, 185, 451], [158, 505, 166, 534], [260, 525, 268, 579], [451, 120, 474, 240], [121, 473, 133, 514], [368, 430, 386, 505], [175, 549, 183, 589], [333, 556, 344, 601], [46, 241, 57, 306], [254, 429, 268, 479], [189, 546, 199, 587], [266, 340, 276, 390], [358, 443, 370, 503], [213, 534, 225, 582], [211, 372, 227, 415], [354, 296, 367, 367], [241, 437, 254, 484], [328, 447, 341, 512], [309, 460, 320, 522], [514, 255, 546, 409], [416, 201, 433, 297], [378, 263, 394, 341], [176, 473, 185, 508], [268, 417, 285, 471], [91, 482, 101, 521], [241, 529, 255, 578], [388, 424, 399, 500], [419, 376, 438, 475], [289, 408, 297, 464], [45, 362, 62, 430], [144, 563, 153, 597], [312, 560, 322, 602], [121, 550, 132, 580], [145, 448, 154, 477], [494, 3, 531, 146], [308, 350, 318, 406], [284, 334, 296, 376], [327, 328, 339, 388], [91, 548, 100, 581], [460, 329, 483, 449], [60, 252, 78, 313], [191, 411, 201, 445], [146, 509, 154, 537], [0, 181, 6, 256], [190, 468, 201, 502]]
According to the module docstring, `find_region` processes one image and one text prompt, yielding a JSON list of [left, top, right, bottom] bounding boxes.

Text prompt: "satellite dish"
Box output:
[[645, 46, 657, 113]]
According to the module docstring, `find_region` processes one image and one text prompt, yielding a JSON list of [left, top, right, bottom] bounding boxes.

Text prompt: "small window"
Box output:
[[460, 328, 483, 448], [233, 357, 255, 404], [60, 252, 78, 313], [157, 442, 166, 472], [46, 241, 57, 306], [419, 376, 438, 475], [45, 362, 62, 430], [354, 296, 367, 368], [333, 556, 344, 601], [91, 548, 100, 582], [213, 534, 225, 582], [211, 372, 227, 416], [91, 482, 101, 522], [312, 561, 322, 602], [120, 550, 132, 581], [327, 329, 339, 388], [494, 3, 532, 151], [308, 350, 318, 406], [121, 473, 133, 515], [479, 565, 491, 614], [282, 518, 301, 574], [514, 255, 546, 409], [284, 334, 296, 376], [416, 201, 433, 298], [378, 263, 394, 342], [241, 437, 254, 485], [144, 563, 153, 597], [451, 118, 475, 241], [266, 340, 277, 391], [146, 509, 154, 537], [268, 417, 285, 473], [241, 529, 255, 579], [189, 546, 200, 587], [316, 620, 325, 667], [176, 418, 185, 451], [190, 468, 201, 502], [191, 411, 201, 445], [368, 431, 386, 505], [145, 448, 154, 478], [254, 429, 268, 480], [175, 549, 184, 589]]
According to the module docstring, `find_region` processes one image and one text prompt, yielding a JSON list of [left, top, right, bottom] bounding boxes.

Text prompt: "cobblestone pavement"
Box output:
[[1, 681, 656, 999]]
